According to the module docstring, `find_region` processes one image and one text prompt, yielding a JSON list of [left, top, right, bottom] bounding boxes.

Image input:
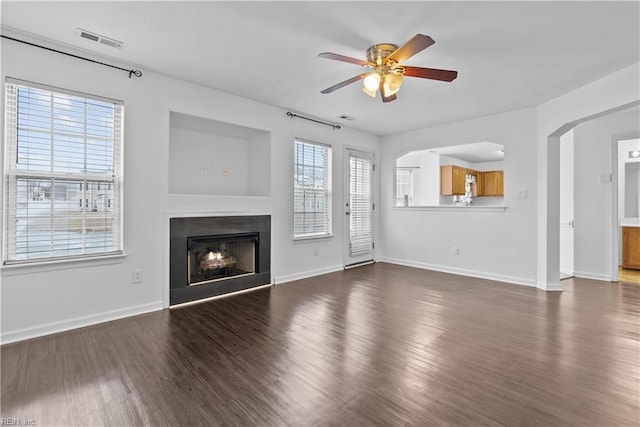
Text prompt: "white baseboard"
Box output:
[[1, 301, 163, 345], [274, 264, 344, 284], [377, 257, 538, 288], [536, 281, 564, 292], [573, 270, 614, 282]]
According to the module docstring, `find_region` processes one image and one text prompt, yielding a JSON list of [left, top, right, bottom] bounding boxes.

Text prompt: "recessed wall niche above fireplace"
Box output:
[[170, 215, 271, 305]]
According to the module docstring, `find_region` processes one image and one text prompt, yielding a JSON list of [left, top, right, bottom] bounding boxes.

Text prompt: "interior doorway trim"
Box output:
[[544, 100, 640, 291], [611, 131, 640, 283]]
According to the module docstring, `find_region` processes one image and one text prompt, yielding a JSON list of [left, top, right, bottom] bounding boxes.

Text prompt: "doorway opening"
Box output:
[[546, 101, 639, 291], [559, 129, 575, 280]]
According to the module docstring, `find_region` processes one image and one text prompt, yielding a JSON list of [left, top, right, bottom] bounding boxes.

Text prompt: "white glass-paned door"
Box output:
[[344, 149, 374, 267]]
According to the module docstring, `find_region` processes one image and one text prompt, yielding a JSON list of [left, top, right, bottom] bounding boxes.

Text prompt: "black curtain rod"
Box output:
[[286, 111, 340, 130], [1, 34, 143, 78]]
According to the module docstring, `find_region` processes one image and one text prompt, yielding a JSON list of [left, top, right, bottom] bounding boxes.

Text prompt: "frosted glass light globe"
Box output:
[[363, 73, 381, 91]]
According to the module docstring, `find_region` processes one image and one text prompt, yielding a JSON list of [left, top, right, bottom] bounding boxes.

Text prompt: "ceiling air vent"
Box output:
[[75, 28, 122, 49]]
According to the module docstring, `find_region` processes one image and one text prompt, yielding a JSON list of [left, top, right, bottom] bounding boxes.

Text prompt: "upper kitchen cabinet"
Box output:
[[478, 170, 504, 196], [440, 165, 467, 196]]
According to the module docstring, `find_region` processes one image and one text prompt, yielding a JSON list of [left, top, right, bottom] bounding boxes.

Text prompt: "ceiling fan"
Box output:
[[319, 34, 457, 103]]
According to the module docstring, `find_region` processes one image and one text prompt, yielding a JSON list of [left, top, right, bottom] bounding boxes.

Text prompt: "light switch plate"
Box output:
[[599, 173, 612, 183]]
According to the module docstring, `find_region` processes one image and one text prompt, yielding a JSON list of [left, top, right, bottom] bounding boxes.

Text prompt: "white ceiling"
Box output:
[[2, 1, 638, 136]]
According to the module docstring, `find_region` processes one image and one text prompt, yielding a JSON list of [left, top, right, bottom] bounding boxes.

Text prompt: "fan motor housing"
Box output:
[[367, 43, 398, 65]]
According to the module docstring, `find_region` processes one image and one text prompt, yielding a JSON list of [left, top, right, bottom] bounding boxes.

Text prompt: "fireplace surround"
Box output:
[[170, 215, 270, 305]]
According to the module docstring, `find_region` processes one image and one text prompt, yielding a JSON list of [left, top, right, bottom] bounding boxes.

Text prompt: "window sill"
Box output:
[[392, 206, 507, 212], [292, 234, 334, 242], [1, 253, 127, 277]]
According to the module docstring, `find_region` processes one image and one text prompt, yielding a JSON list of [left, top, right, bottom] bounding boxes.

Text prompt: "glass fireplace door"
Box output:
[[187, 233, 257, 286]]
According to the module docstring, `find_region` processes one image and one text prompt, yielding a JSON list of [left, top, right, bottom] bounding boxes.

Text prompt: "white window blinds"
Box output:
[[349, 152, 373, 255], [3, 79, 124, 264], [293, 139, 332, 238]]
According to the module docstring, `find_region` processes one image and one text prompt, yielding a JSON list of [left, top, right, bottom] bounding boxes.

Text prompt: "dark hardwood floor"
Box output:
[[2, 262, 639, 426]]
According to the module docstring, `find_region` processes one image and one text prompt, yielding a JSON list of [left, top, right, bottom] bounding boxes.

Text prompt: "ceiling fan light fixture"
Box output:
[[385, 73, 404, 91], [318, 34, 457, 103], [362, 86, 377, 97], [382, 72, 403, 96], [363, 73, 381, 91], [380, 82, 395, 98], [382, 83, 399, 97]]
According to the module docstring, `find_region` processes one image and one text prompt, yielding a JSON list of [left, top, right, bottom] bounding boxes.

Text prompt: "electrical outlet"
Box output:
[[200, 165, 208, 175], [453, 247, 460, 256], [517, 189, 528, 199], [132, 269, 143, 284], [222, 167, 229, 176], [314, 248, 318, 256]]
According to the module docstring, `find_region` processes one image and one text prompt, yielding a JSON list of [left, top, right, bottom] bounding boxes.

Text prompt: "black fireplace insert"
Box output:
[[170, 215, 270, 305], [187, 233, 258, 286]]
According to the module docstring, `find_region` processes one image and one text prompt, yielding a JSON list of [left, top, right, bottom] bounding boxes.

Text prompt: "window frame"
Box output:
[[348, 150, 374, 256], [395, 167, 414, 206], [293, 138, 332, 240], [2, 78, 124, 265]]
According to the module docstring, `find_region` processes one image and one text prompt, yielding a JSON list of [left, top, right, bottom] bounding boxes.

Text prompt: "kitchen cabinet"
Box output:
[[441, 166, 503, 197], [478, 170, 504, 196], [440, 165, 467, 195], [622, 226, 640, 270]]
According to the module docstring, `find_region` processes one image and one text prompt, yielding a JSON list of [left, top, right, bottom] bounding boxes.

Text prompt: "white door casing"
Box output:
[[560, 129, 574, 277], [344, 149, 374, 267]]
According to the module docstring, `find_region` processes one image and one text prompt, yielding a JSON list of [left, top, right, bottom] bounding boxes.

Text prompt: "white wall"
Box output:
[[474, 161, 504, 171], [420, 152, 440, 206], [572, 109, 639, 280], [247, 133, 271, 197], [0, 37, 380, 343], [379, 107, 538, 287], [439, 155, 474, 169], [536, 62, 640, 289], [169, 127, 250, 196]]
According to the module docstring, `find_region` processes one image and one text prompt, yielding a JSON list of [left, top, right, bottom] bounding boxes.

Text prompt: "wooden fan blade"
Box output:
[[379, 80, 397, 103], [318, 52, 372, 67], [387, 34, 435, 64], [404, 66, 458, 82], [320, 73, 369, 94]]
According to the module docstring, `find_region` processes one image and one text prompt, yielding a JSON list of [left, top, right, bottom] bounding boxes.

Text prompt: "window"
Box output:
[[348, 151, 373, 255], [293, 139, 332, 238], [3, 79, 123, 264], [396, 168, 414, 206]]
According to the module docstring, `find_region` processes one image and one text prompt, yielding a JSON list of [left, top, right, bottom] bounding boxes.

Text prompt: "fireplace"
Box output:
[[170, 215, 270, 305], [188, 233, 257, 286]]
